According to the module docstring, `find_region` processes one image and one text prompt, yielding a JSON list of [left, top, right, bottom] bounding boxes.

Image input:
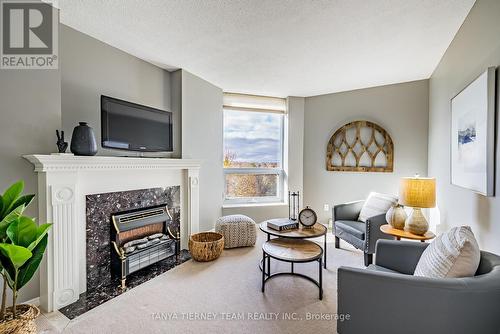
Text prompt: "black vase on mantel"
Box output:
[[70, 122, 97, 156]]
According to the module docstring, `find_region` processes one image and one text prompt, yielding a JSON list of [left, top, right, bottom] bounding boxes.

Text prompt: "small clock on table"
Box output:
[[298, 206, 317, 228]]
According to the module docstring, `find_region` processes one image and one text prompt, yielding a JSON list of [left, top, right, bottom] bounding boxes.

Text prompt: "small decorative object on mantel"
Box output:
[[70, 122, 97, 156], [451, 67, 496, 196], [399, 176, 436, 235], [298, 206, 317, 228], [55, 130, 68, 153], [326, 120, 394, 172], [385, 202, 407, 230], [288, 191, 300, 220]]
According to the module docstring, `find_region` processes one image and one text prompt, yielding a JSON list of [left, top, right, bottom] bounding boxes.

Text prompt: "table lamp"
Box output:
[[399, 177, 436, 235]]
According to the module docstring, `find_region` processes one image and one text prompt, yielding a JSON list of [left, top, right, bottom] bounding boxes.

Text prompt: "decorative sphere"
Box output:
[[386, 204, 407, 230]]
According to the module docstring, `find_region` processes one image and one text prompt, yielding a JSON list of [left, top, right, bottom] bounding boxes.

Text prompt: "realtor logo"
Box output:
[[1, 0, 58, 69]]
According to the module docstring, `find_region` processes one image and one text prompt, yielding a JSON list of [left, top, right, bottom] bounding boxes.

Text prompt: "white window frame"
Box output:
[[223, 98, 286, 205]]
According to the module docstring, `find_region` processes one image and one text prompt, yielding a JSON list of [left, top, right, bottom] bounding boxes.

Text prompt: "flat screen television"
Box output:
[[101, 95, 173, 152]]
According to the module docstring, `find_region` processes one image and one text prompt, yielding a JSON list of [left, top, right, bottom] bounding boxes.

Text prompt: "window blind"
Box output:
[[223, 92, 286, 114]]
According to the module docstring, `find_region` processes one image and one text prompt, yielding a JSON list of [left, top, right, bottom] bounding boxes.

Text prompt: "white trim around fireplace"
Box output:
[[24, 155, 201, 312]]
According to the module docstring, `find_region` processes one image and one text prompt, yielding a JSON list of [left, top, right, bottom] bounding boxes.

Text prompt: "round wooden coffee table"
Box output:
[[259, 219, 328, 269], [261, 238, 323, 300], [380, 224, 436, 242]]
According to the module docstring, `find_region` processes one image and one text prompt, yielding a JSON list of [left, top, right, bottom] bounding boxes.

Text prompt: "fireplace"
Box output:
[[57, 186, 190, 319], [86, 187, 181, 292], [24, 155, 201, 313], [110, 205, 180, 289]]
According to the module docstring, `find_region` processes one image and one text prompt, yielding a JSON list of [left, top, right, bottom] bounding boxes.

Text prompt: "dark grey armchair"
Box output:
[[333, 200, 392, 266], [337, 240, 500, 334]]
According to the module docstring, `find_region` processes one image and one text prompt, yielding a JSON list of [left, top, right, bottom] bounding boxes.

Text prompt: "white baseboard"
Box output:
[[23, 296, 40, 306]]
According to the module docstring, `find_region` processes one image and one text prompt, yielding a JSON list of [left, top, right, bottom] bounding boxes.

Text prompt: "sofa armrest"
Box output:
[[364, 213, 392, 254], [375, 240, 428, 274], [337, 266, 484, 334], [333, 200, 364, 222]]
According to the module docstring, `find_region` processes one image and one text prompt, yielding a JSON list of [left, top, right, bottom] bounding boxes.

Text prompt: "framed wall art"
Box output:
[[451, 67, 496, 196]]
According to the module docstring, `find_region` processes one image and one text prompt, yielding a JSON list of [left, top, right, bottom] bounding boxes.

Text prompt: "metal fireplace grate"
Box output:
[[126, 239, 175, 275], [110, 205, 180, 289]]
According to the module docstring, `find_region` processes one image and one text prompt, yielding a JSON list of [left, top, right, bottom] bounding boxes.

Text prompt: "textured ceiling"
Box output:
[[57, 0, 475, 97]]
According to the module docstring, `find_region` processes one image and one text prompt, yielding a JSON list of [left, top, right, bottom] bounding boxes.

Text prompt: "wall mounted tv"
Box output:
[[101, 95, 173, 152]]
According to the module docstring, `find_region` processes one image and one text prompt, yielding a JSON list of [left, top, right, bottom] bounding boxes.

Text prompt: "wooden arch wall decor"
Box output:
[[326, 120, 394, 172]]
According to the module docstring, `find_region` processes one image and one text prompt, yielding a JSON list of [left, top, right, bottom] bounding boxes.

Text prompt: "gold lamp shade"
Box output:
[[399, 177, 436, 208]]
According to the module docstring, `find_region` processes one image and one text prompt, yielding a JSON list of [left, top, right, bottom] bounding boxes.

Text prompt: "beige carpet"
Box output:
[[40, 232, 363, 334]]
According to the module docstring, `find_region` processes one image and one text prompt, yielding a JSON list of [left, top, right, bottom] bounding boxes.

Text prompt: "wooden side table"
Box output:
[[380, 224, 435, 242]]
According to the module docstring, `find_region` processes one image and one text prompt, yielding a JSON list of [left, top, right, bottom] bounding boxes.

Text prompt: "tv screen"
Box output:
[[101, 95, 173, 152]]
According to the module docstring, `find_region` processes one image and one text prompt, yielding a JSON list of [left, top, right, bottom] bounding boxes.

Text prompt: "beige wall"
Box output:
[[428, 0, 500, 253], [180, 70, 224, 231], [0, 69, 61, 303], [60, 25, 178, 157], [304, 80, 429, 223]]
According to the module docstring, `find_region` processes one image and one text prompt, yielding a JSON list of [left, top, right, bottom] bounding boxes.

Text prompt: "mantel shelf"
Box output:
[[23, 154, 202, 172]]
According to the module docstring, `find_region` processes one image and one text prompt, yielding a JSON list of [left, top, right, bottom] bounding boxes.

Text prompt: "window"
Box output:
[[223, 93, 286, 204]]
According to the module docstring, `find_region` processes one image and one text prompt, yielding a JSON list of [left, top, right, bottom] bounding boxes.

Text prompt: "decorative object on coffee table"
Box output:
[[70, 122, 97, 156], [385, 202, 407, 230], [298, 206, 317, 228], [56, 130, 68, 153], [399, 176, 436, 235], [326, 120, 394, 172], [215, 215, 256, 248], [451, 67, 496, 196], [288, 191, 300, 220], [189, 232, 224, 262], [267, 219, 298, 231]]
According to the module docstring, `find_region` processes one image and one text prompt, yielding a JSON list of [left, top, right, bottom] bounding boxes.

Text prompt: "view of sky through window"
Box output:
[[223, 110, 282, 166]]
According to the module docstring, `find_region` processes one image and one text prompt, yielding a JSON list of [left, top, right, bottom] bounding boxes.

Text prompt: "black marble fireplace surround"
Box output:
[[59, 187, 191, 320]]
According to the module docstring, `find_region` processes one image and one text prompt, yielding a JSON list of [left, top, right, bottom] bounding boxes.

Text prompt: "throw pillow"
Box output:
[[414, 226, 480, 278], [358, 192, 398, 222]]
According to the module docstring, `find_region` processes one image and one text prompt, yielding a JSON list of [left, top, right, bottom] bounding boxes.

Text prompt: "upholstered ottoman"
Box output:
[[215, 215, 256, 249]]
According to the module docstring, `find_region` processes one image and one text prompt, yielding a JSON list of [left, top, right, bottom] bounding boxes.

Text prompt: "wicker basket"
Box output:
[[189, 232, 224, 262], [0, 304, 40, 334]]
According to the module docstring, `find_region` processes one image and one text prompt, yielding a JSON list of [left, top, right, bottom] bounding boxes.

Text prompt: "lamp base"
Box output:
[[404, 208, 429, 236]]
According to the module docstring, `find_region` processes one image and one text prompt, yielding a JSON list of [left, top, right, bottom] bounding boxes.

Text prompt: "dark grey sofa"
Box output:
[[333, 200, 392, 266], [337, 240, 500, 334]]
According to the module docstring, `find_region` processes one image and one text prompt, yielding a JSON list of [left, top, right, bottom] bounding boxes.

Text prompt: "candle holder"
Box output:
[[288, 191, 300, 221]]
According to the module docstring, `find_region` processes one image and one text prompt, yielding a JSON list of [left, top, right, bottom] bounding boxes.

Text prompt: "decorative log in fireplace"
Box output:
[[110, 205, 180, 289]]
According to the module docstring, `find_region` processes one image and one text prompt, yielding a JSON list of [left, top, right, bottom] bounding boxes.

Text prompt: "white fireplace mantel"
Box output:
[[24, 154, 202, 172], [24, 154, 201, 312]]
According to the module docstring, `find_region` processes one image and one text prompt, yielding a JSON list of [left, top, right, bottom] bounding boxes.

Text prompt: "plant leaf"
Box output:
[[0, 205, 24, 241], [1, 181, 24, 219], [27, 223, 52, 251], [10, 194, 35, 214], [0, 195, 4, 216], [0, 254, 15, 288], [17, 235, 47, 290], [7, 216, 37, 247], [0, 243, 32, 269]]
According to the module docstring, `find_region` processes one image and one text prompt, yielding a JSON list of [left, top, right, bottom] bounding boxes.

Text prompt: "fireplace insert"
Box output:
[[110, 205, 180, 289]]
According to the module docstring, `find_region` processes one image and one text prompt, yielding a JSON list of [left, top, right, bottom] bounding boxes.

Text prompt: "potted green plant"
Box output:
[[0, 181, 51, 334]]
